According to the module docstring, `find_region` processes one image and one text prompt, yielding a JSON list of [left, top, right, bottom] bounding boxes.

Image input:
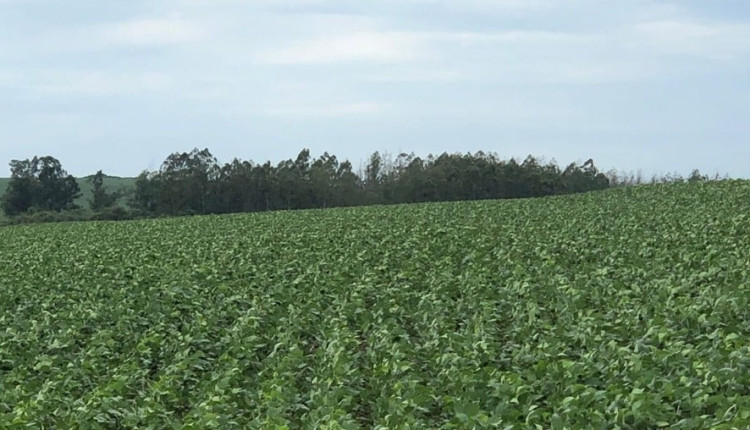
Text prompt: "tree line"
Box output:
[[129, 148, 610, 216], [3, 147, 704, 221]]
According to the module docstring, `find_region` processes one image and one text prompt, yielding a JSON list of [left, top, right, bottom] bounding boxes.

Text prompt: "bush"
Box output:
[[90, 206, 132, 221], [2, 209, 90, 225]]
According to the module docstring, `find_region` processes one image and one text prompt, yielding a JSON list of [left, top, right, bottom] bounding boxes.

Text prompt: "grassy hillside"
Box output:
[[1, 181, 749, 427], [0, 175, 136, 211]]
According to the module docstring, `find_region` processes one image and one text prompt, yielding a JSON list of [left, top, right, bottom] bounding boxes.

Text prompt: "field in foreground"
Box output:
[[1, 181, 749, 428]]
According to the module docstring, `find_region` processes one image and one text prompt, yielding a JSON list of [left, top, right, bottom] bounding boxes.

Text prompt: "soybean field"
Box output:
[[1, 180, 749, 428]]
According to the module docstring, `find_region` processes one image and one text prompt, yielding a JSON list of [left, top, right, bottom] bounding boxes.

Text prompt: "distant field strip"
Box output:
[[1, 181, 749, 428]]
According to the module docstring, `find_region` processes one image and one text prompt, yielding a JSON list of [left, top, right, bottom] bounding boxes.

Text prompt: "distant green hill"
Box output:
[[0, 175, 136, 212]]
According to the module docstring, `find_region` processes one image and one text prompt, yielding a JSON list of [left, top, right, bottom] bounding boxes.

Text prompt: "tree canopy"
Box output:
[[88, 170, 118, 211], [130, 148, 611, 217], [1, 148, 615, 219], [2, 156, 80, 216]]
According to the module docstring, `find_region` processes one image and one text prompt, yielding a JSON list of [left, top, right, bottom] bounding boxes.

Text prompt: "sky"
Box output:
[[1, 0, 749, 178]]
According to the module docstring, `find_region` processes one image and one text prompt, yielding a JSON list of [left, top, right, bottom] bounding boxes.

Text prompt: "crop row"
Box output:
[[1, 181, 749, 428]]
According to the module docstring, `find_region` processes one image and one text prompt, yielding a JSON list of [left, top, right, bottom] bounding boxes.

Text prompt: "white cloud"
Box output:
[[330, 29, 639, 84], [440, 30, 586, 44], [254, 28, 588, 66], [16, 71, 174, 96], [362, 69, 465, 83], [261, 102, 384, 117], [0, 72, 16, 85], [103, 17, 207, 46], [633, 20, 750, 59], [394, 0, 553, 12], [257, 31, 427, 64], [1, 16, 210, 59]]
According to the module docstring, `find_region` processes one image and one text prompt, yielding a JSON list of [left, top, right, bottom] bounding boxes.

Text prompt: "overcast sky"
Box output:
[[1, 0, 749, 178]]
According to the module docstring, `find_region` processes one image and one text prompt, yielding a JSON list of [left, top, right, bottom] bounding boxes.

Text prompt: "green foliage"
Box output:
[[89, 170, 119, 211], [0, 172, 135, 222], [688, 169, 709, 183], [1, 156, 80, 215], [0, 149, 721, 225], [0, 208, 90, 225], [132, 148, 612, 217], [78, 175, 135, 208], [2, 180, 750, 427], [0, 207, 137, 226]]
